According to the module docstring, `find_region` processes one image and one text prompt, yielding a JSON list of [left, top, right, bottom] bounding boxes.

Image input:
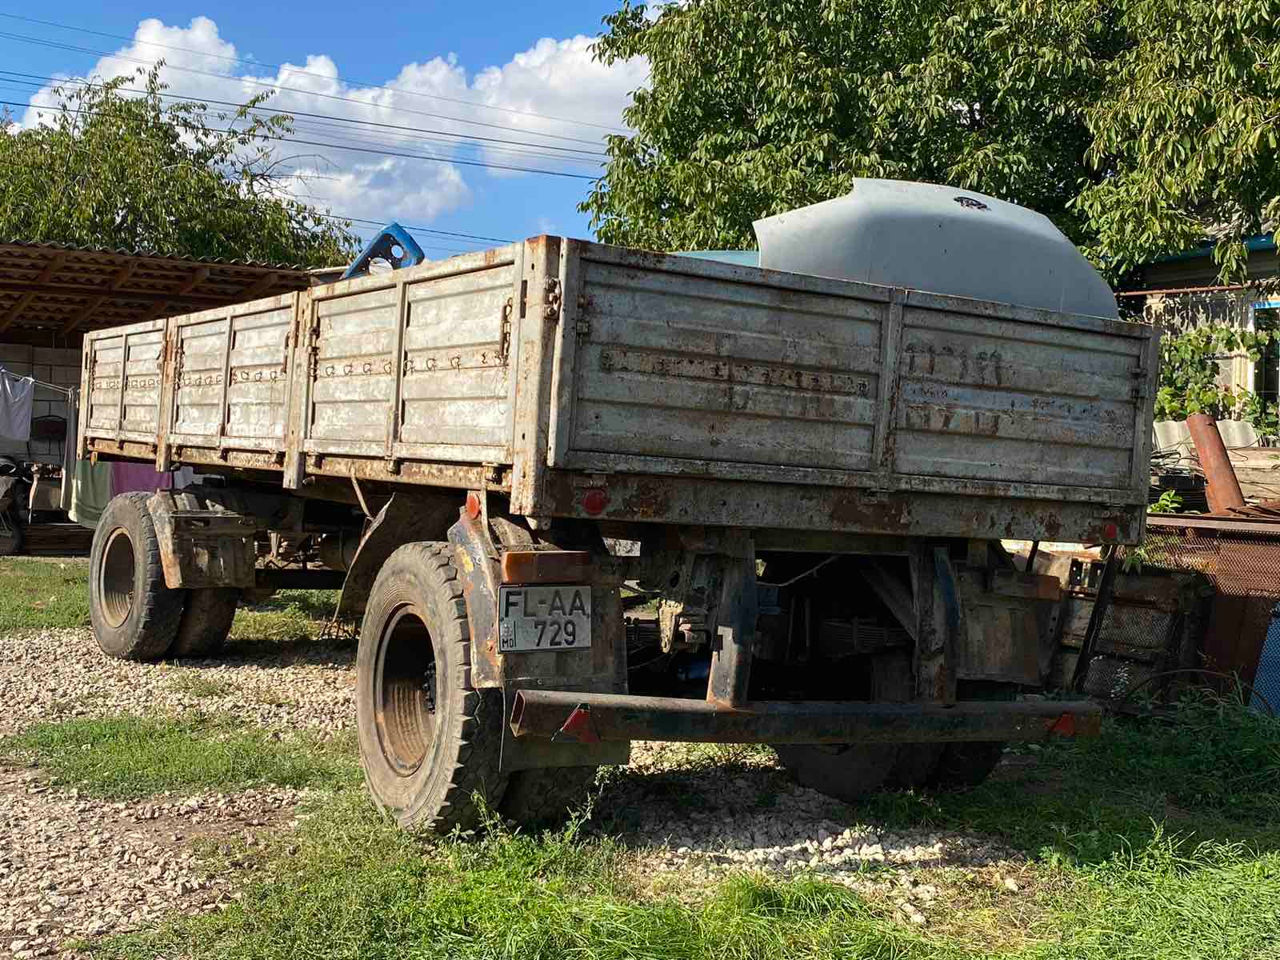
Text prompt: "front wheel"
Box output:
[[356, 542, 507, 833], [89, 492, 184, 661]]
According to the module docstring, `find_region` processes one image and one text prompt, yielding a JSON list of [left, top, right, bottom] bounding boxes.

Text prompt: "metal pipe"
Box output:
[[1115, 282, 1256, 298], [1072, 545, 1118, 693], [1186, 413, 1246, 513], [510, 689, 1101, 745]]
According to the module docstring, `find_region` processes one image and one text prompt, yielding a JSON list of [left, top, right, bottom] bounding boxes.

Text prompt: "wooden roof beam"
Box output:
[[0, 252, 69, 335], [234, 272, 286, 302], [61, 263, 137, 334]]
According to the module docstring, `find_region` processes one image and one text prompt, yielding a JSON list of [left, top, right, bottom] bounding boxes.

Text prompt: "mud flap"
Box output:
[[448, 510, 630, 773]]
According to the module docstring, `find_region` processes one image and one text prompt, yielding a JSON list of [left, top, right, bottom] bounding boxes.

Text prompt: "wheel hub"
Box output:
[[99, 528, 136, 628], [376, 606, 438, 776]]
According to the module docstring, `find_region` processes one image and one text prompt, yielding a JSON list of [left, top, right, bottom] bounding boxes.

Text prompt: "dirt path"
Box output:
[[0, 766, 304, 957]]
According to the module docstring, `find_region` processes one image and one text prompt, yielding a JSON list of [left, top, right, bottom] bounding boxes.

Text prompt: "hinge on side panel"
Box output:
[[499, 297, 514, 361], [575, 318, 591, 336], [543, 278, 562, 320]]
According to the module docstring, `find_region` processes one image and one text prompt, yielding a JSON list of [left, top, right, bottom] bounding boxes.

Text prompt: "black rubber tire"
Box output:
[[89, 492, 185, 662], [356, 541, 507, 833], [928, 741, 1007, 788], [171, 588, 239, 658], [926, 680, 1013, 789], [0, 507, 22, 556], [773, 741, 899, 802], [500, 765, 600, 828]]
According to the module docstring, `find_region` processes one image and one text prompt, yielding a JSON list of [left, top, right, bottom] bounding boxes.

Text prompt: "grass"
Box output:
[[86, 793, 1280, 960], [0, 557, 90, 629], [1, 556, 1276, 958], [0, 716, 358, 798], [0, 557, 338, 646], [168, 674, 234, 699], [229, 589, 341, 646], [45, 698, 1276, 960], [854, 692, 1280, 866]]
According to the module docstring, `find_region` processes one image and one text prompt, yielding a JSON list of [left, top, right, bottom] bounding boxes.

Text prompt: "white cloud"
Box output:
[[19, 17, 646, 233]]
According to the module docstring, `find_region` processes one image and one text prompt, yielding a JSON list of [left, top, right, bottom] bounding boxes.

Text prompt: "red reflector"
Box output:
[[1047, 712, 1076, 737], [581, 488, 608, 515], [465, 492, 482, 520], [1103, 522, 1119, 541], [553, 704, 600, 744]]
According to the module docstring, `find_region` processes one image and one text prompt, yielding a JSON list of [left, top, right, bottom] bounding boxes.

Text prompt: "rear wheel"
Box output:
[[89, 492, 184, 661], [356, 542, 507, 833], [171, 588, 239, 658], [500, 765, 600, 828], [772, 653, 908, 802]]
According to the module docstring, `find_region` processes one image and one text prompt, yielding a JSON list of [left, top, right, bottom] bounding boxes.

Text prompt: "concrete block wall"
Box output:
[[0, 344, 80, 465]]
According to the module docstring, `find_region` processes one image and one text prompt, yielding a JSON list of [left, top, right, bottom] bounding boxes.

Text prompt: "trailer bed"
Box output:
[[79, 236, 1157, 543]]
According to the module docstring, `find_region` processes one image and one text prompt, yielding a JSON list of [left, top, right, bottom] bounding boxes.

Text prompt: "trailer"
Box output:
[[78, 181, 1158, 831]]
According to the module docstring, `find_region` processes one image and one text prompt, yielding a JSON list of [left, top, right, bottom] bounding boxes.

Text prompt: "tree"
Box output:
[[583, 0, 1280, 285], [0, 69, 356, 267]]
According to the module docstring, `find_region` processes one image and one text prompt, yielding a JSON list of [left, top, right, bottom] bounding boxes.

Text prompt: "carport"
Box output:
[[0, 240, 312, 552]]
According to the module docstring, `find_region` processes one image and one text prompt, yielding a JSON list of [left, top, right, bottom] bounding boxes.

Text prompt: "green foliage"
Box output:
[[584, 0, 1280, 285], [1147, 489, 1183, 514], [0, 69, 356, 266], [1154, 324, 1270, 422], [2, 716, 356, 798]]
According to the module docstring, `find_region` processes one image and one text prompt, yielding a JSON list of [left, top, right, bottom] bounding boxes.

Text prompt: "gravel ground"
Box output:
[[0, 626, 1018, 945], [0, 765, 304, 957], [597, 742, 1021, 918], [0, 628, 355, 738]]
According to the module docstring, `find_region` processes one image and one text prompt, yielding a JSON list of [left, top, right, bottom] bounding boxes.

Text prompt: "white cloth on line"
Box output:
[[60, 386, 78, 513], [0, 372, 34, 441]]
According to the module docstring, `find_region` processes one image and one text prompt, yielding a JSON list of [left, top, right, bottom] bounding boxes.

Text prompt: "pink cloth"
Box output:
[[109, 462, 173, 495]]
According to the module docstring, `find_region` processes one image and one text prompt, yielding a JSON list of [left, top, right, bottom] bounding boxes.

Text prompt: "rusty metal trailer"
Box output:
[[78, 211, 1157, 832]]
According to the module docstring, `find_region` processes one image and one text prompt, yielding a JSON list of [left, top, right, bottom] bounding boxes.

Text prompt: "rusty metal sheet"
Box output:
[[509, 689, 1102, 744], [555, 246, 884, 476], [82, 319, 167, 446], [895, 304, 1143, 490], [303, 247, 520, 468], [166, 294, 296, 453], [80, 236, 1156, 550], [543, 241, 1155, 521]]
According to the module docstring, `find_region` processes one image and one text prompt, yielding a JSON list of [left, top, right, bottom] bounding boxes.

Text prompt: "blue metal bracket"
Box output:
[[341, 222, 426, 280]]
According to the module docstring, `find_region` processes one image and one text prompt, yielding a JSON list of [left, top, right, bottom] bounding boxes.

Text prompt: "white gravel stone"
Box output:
[[0, 628, 354, 738], [0, 766, 304, 955], [597, 742, 1021, 897]]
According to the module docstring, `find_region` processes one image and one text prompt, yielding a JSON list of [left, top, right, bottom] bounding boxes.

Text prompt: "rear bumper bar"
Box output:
[[510, 690, 1101, 745]]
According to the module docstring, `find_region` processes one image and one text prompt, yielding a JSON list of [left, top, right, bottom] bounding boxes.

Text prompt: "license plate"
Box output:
[[498, 585, 592, 652]]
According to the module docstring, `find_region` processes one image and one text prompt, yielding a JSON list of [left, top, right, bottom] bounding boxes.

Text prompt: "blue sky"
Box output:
[[0, 2, 646, 260]]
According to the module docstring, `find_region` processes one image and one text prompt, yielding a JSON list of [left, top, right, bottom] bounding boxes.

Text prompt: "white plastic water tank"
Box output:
[[752, 179, 1118, 319]]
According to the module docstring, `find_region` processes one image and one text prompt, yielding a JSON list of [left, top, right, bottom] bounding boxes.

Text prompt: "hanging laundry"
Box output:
[[0, 371, 34, 441], [68, 459, 112, 527], [60, 387, 78, 514]]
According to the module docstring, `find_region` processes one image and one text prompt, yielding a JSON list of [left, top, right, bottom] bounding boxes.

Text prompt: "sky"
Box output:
[[0, 2, 650, 260]]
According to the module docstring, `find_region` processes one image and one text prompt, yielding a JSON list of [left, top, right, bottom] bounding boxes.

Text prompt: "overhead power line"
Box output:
[[0, 97, 599, 180], [0, 28, 618, 149], [0, 75, 602, 169], [0, 69, 609, 160], [0, 11, 630, 135]]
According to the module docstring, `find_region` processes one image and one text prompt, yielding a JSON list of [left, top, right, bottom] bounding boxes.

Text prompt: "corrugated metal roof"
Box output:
[[0, 238, 312, 271], [0, 239, 316, 347]]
